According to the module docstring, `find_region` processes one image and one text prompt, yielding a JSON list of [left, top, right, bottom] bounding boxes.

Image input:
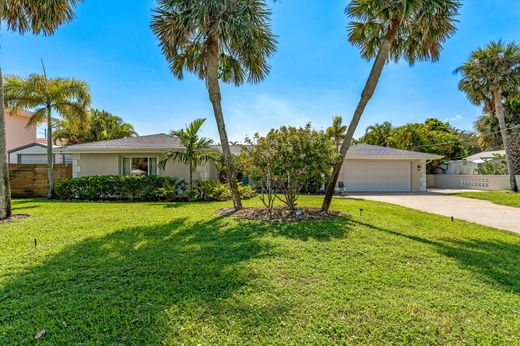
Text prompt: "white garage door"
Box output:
[[343, 160, 411, 192]]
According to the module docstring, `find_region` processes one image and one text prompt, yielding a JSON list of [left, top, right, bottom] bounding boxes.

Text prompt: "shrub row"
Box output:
[[55, 176, 255, 202]]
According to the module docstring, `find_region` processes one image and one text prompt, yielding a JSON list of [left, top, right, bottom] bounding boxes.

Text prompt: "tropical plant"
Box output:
[[456, 41, 520, 192], [151, 0, 277, 210], [321, 0, 461, 212], [243, 125, 337, 213], [327, 116, 347, 152], [360, 121, 393, 147], [0, 0, 83, 219], [160, 118, 218, 186], [475, 154, 509, 175], [4, 74, 91, 198], [54, 108, 137, 144]]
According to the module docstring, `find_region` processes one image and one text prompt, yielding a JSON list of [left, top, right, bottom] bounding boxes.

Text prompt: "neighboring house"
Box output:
[[5, 109, 46, 151], [446, 150, 506, 175], [8, 142, 71, 165], [57, 134, 442, 192]]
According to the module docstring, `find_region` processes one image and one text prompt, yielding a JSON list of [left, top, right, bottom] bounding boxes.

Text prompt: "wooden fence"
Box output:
[[9, 164, 72, 198]]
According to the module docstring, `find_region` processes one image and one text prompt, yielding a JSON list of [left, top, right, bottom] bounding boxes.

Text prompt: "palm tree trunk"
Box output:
[[206, 37, 242, 210], [494, 89, 519, 192], [322, 24, 399, 212], [189, 161, 193, 186], [46, 107, 55, 199], [0, 67, 12, 219]]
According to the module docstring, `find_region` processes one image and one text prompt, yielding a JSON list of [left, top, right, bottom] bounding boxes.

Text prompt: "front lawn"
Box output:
[[455, 190, 520, 208], [1, 197, 519, 344]]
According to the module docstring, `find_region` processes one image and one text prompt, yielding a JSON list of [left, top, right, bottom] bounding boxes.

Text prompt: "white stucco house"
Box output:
[[57, 133, 442, 192]]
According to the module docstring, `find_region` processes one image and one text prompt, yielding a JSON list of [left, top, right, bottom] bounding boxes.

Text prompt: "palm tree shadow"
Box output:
[[0, 216, 285, 344], [352, 220, 520, 294]]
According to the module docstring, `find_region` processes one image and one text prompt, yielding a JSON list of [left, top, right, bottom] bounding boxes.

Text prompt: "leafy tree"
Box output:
[[54, 108, 137, 144], [243, 125, 337, 213], [4, 74, 90, 198], [322, 0, 461, 212], [326, 116, 347, 152], [360, 121, 393, 147], [0, 0, 83, 219], [151, 0, 277, 210], [160, 118, 218, 186], [457, 41, 520, 192]]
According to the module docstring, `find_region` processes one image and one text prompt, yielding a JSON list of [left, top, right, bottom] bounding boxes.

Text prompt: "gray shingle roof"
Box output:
[[346, 144, 443, 160], [57, 134, 184, 153], [57, 133, 443, 160]]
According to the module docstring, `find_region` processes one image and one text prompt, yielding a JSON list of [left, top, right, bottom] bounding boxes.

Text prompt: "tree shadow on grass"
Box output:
[[352, 220, 520, 294], [244, 216, 353, 242], [0, 216, 290, 344]]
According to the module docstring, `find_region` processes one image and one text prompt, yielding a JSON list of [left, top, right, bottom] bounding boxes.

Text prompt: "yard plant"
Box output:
[[322, 0, 461, 212], [151, 0, 277, 211], [1, 196, 519, 344], [0, 0, 84, 219]]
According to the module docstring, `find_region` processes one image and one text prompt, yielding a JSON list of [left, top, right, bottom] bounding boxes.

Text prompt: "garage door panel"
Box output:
[[343, 160, 411, 192]]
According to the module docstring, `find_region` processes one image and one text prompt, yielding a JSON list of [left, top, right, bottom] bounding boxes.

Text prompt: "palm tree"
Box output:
[[456, 41, 520, 192], [360, 121, 393, 147], [321, 0, 461, 212], [151, 0, 276, 210], [54, 108, 138, 144], [326, 116, 347, 152], [160, 118, 218, 186], [0, 0, 83, 219], [4, 74, 91, 198]]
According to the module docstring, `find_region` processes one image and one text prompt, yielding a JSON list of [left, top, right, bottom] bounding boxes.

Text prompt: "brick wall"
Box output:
[[9, 164, 72, 198]]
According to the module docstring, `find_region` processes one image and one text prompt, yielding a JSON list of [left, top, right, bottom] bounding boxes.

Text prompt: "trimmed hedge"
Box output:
[[55, 176, 187, 201], [55, 176, 256, 202]]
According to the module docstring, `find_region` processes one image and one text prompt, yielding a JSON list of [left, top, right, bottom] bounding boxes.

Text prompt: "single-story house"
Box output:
[[57, 134, 442, 192], [445, 149, 506, 175], [8, 142, 72, 165]]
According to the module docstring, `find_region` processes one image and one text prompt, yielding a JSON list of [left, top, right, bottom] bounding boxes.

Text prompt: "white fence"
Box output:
[[427, 174, 520, 191]]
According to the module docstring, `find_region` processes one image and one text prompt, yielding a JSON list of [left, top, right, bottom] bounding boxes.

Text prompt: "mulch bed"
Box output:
[[217, 206, 345, 222], [0, 214, 30, 224]]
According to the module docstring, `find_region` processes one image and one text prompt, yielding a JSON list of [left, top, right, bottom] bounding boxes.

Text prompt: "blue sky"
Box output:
[[2, 0, 519, 142]]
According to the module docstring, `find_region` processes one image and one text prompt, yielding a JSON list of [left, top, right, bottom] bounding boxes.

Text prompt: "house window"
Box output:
[[121, 157, 158, 176]]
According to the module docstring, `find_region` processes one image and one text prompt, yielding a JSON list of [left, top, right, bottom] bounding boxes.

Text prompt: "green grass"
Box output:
[[455, 190, 520, 208], [1, 197, 519, 344]]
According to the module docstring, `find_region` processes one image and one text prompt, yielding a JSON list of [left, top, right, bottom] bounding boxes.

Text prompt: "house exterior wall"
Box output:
[[5, 111, 38, 151], [73, 152, 219, 182]]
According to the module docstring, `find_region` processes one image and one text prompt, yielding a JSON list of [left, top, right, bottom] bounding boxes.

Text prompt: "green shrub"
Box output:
[[185, 179, 256, 202], [55, 176, 187, 201]]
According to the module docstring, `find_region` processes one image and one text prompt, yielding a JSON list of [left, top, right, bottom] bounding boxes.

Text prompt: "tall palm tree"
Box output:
[[457, 41, 520, 192], [160, 118, 218, 186], [326, 116, 347, 152], [151, 0, 276, 210], [4, 74, 91, 198], [322, 0, 461, 212], [0, 0, 83, 219]]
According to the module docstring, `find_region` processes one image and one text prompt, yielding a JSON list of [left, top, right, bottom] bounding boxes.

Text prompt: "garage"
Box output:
[[336, 144, 444, 193], [342, 160, 412, 192]]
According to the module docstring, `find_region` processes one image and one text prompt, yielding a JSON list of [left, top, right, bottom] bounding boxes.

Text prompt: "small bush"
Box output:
[[185, 179, 256, 202], [55, 176, 187, 201]]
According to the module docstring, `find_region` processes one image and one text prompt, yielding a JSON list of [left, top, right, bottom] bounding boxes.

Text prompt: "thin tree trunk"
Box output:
[[322, 24, 399, 212], [494, 89, 519, 192], [189, 161, 193, 186], [47, 107, 55, 198], [206, 37, 242, 210], [0, 67, 12, 219]]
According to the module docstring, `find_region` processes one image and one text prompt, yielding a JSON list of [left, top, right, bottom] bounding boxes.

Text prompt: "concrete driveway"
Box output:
[[344, 191, 520, 235]]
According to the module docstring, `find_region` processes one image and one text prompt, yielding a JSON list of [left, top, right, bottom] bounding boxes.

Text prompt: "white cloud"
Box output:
[[445, 114, 463, 123]]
